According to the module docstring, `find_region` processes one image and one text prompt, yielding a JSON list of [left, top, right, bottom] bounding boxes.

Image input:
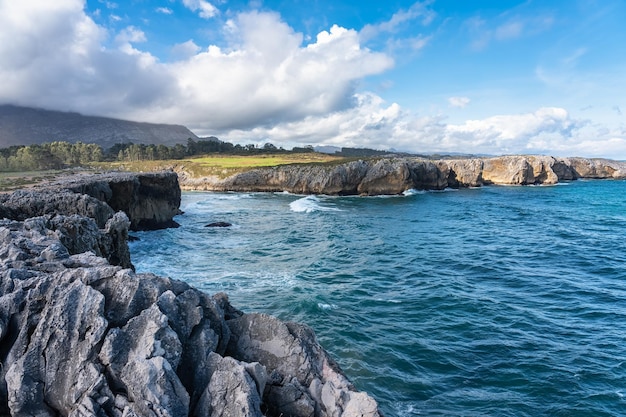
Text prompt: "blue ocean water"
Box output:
[[130, 180, 626, 416]]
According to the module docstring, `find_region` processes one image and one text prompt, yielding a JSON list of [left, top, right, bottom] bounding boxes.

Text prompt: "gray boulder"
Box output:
[[227, 313, 381, 417]]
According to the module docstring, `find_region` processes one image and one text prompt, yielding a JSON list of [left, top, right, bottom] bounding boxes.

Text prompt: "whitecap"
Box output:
[[289, 196, 341, 213], [402, 189, 425, 196], [375, 297, 402, 304], [317, 303, 338, 310]]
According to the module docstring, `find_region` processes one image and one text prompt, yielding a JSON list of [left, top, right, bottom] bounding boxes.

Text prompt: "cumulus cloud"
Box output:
[[448, 96, 470, 108], [0, 2, 391, 131], [182, 0, 218, 19], [170, 39, 201, 60], [134, 13, 394, 130], [115, 26, 147, 44], [221, 100, 620, 158], [156, 7, 173, 15]]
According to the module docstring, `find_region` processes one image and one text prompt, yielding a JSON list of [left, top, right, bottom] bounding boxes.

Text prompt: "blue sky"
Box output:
[[1, 0, 625, 158]]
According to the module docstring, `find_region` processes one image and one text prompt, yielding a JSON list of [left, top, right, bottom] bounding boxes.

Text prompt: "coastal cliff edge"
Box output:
[[179, 155, 626, 195]]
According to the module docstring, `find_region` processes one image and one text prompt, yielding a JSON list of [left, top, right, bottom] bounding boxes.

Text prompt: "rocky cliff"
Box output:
[[0, 171, 181, 231], [181, 155, 626, 195], [0, 172, 382, 416]]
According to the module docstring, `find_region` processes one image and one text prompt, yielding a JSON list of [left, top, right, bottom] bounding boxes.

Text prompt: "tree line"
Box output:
[[0, 139, 314, 172]]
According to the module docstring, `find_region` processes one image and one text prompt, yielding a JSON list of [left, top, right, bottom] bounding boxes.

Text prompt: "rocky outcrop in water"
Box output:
[[0, 214, 380, 416], [181, 155, 626, 195], [0, 171, 181, 231]]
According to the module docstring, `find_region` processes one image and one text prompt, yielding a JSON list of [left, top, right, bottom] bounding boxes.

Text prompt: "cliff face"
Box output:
[[182, 155, 626, 195], [0, 171, 181, 231], [58, 172, 182, 230]]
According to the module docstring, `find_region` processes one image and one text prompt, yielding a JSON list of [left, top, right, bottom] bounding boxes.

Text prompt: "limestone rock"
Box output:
[[55, 171, 182, 231], [0, 171, 181, 231], [227, 313, 382, 417], [357, 159, 413, 195], [0, 189, 115, 227], [0, 214, 381, 417], [179, 154, 626, 194], [444, 159, 484, 187], [479, 155, 564, 185]]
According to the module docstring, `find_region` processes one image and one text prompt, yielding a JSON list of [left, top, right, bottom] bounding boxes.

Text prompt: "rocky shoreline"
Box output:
[[0, 171, 381, 417], [179, 155, 626, 195]]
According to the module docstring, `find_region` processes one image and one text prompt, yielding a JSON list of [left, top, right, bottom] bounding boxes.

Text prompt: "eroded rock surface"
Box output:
[[0, 171, 180, 231], [0, 215, 381, 417]]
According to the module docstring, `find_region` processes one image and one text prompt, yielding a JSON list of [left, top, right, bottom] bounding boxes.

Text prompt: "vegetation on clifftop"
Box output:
[[94, 153, 345, 179]]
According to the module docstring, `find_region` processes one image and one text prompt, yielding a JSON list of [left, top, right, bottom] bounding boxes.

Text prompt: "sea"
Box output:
[[129, 179, 626, 417]]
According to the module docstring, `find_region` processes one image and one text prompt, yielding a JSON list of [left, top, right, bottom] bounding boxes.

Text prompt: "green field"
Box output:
[[93, 153, 344, 178]]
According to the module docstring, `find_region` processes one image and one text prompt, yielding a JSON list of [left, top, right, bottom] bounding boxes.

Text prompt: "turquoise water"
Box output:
[[130, 180, 626, 416]]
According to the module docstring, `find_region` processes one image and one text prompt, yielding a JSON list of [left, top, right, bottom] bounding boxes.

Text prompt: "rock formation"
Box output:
[[0, 172, 381, 416], [0, 171, 181, 231], [179, 155, 626, 195]]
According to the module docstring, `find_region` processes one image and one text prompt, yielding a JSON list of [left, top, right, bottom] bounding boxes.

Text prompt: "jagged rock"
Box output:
[[0, 212, 131, 269], [0, 189, 115, 227], [357, 159, 413, 195], [481, 155, 559, 185], [195, 353, 266, 417], [565, 157, 626, 179], [408, 159, 450, 190], [444, 159, 484, 187], [0, 214, 381, 417], [0, 171, 181, 231], [227, 313, 381, 417], [54, 171, 182, 231]]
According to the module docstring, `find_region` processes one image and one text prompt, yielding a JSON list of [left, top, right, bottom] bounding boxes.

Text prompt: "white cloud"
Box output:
[[182, 0, 218, 19], [0, 3, 392, 131], [221, 100, 624, 158], [156, 7, 173, 15], [448, 96, 470, 108], [360, 1, 435, 41], [136, 12, 393, 130], [115, 26, 147, 44], [170, 39, 201, 60]]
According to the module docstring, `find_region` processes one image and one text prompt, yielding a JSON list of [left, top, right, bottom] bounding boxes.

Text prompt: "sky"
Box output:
[[1, 0, 625, 158]]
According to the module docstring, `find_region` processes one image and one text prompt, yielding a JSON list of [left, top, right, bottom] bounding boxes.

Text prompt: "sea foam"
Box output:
[[289, 196, 341, 213]]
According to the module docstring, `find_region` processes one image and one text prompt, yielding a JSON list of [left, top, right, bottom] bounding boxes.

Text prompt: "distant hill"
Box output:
[[0, 105, 198, 149]]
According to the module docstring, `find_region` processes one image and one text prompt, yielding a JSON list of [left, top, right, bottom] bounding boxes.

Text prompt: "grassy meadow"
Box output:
[[93, 153, 345, 178]]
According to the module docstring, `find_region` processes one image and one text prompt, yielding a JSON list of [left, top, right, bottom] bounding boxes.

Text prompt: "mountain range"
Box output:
[[0, 105, 198, 149]]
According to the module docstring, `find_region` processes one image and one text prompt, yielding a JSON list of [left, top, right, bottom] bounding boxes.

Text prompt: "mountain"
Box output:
[[0, 105, 198, 149]]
